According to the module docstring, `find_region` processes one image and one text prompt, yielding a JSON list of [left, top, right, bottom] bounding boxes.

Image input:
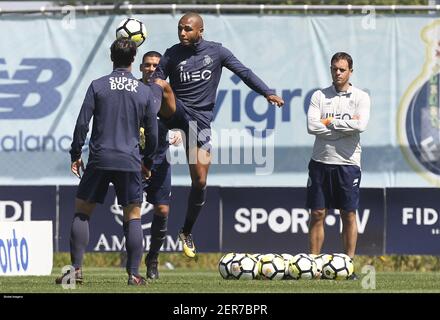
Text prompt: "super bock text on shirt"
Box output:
[[70, 68, 160, 172], [109, 76, 139, 92]]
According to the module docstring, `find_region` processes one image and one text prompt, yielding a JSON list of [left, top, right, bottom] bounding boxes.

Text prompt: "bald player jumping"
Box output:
[[153, 12, 284, 258]]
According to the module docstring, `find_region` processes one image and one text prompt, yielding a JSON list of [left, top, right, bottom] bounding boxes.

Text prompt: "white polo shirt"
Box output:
[[307, 84, 371, 167]]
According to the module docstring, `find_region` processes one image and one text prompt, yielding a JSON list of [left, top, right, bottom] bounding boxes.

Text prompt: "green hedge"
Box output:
[[53, 252, 440, 272]]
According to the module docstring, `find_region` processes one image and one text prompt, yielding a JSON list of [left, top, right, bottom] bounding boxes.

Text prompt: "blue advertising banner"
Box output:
[[220, 187, 384, 255], [0, 186, 56, 248], [58, 186, 220, 252], [170, 186, 220, 253], [386, 188, 440, 254], [6, 185, 440, 254]]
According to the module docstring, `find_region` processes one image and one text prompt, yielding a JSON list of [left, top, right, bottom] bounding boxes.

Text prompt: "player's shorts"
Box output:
[[306, 159, 361, 211], [143, 160, 171, 205], [160, 98, 212, 151], [76, 166, 142, 207]]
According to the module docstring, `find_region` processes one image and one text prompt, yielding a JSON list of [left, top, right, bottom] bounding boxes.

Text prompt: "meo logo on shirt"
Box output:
[[179, 69, 212, 83], [178, 58, 212, 83]]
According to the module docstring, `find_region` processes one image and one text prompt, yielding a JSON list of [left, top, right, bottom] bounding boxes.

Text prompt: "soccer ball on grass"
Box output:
[[288, 253, 318, 280], [312, 253, 333, 279], [321, 253, 354, 280], [258, 254, 285, 280], [230, 254, 259, 280], [218, 252, 236, 279]]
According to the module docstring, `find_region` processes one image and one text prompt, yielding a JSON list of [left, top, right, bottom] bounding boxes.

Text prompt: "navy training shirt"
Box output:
[[140, 80, 171, 165], [154, 39, 275, 115], [70, 68, 160, 171], [150, 117, 170, 165], [140, 118, 170, 165]]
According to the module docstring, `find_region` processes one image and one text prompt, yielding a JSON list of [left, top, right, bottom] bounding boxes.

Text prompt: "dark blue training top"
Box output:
[[154, 39, 275, 116], [70, 68, 161, 171], [152, 118, 169, 165], [139, 115, 169, 165], [140, 80, 170, 165]]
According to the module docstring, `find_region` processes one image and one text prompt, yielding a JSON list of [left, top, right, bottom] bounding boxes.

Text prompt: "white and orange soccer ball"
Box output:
[[116, 18, 147, 47]]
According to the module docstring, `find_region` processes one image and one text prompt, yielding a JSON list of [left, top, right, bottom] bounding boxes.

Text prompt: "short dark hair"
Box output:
[[181, 12, 204, 29], [142, 51, 162, 61], [110, 38, 137, 68], [331, 52, 353, 70]]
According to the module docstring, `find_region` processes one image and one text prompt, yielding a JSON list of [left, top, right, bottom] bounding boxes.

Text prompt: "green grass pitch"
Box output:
[[1, 268, 440, 293]]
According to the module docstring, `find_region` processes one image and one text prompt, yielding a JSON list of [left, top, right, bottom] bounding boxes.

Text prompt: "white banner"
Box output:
[[0, 221, 53, 275]]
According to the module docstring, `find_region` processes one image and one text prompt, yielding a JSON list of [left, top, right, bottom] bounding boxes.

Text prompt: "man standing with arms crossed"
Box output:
[[306, 52, 370, 280], [154, 12, 284, 258]]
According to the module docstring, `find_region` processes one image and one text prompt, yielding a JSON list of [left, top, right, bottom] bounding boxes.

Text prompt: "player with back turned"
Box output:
[[55, 38, 161, 286]]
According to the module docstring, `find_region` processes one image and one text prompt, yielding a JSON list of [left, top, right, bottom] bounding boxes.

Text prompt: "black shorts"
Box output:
[[76, 167, 142, 207], [306, 159, 361, 211], [143, 160, 171, 206], [160, 98, 212, 152]]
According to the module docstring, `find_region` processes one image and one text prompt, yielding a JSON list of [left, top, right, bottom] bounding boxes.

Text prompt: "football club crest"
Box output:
[[203, 55, 213, 66], [398, 20, 440, 185]]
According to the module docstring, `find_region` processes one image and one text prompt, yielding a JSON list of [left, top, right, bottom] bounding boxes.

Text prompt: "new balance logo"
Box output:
[[0, 58, 71, 119], [353, 178, 359, 186]]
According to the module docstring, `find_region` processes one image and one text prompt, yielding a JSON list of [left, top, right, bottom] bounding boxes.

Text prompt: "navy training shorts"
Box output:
[[306, 159, 361, 211], [143, 160, 171, 206], [160, 98, 212, 152], [76, 166, 143, 207]]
